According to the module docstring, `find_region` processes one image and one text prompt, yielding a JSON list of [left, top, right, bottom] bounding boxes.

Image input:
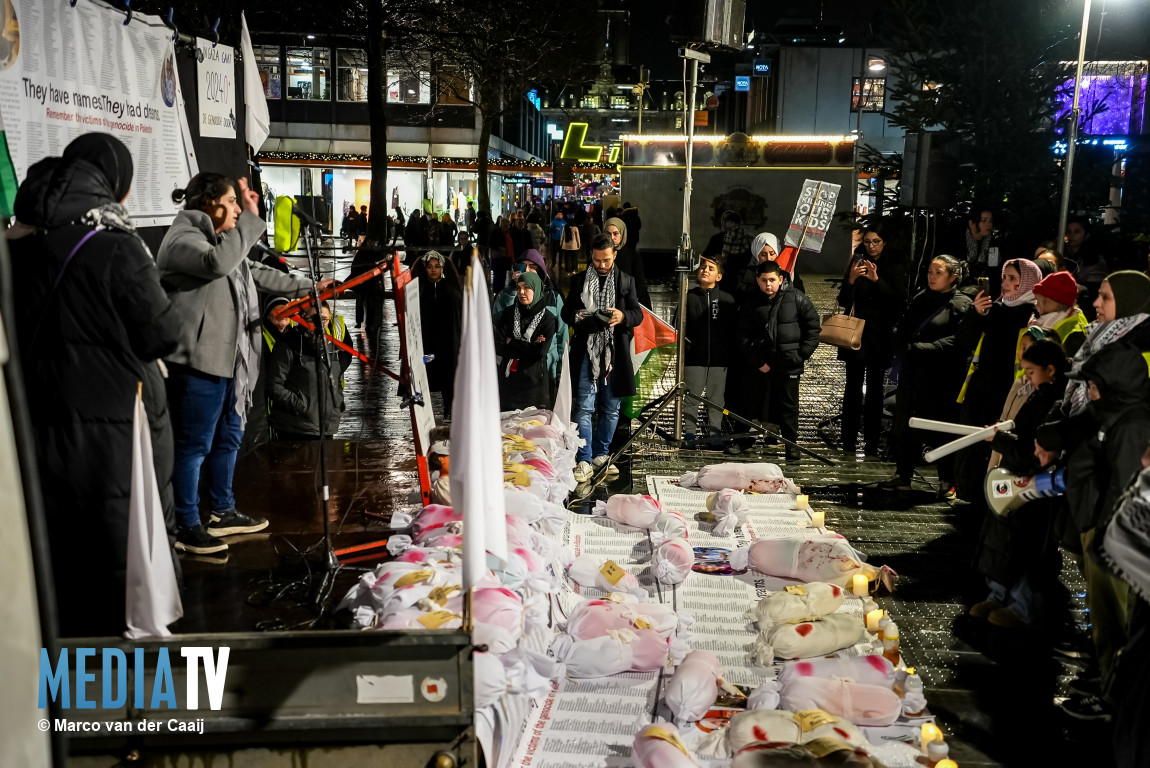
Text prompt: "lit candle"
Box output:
[[866, 609, 884, 633], [810, 510, 825, 528], [795, 494, 809, 510], [852, 574, 869, 597], [935, 761, 957, 768], [921, 722, 943, 753]]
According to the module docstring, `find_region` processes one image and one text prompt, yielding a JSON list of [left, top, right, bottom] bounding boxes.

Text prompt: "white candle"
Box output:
[[795, 494, 809, 510], [852, 574, 869, 597], [866, 609, 884, 633], [921, 723, 943, 753], [810, 510, 825, 528]]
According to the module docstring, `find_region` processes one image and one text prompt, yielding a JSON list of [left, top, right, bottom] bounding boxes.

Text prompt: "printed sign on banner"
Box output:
[[195, 38, 236, 139], [402, 276, 436, 452], [783, 179, 842, 253], [0, 0, 196, 224]]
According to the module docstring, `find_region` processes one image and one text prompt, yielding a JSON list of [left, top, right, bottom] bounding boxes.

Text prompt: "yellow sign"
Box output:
[[560, 122, 604, 162]]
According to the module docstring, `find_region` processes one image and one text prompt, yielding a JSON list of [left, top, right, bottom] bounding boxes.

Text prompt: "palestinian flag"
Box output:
[[0, 110, 16, 218], [623, 306, 678, 418]]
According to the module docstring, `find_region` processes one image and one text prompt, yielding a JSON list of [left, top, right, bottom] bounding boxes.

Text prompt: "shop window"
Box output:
[[387, 69, 430, 104], [580, 93, 602, 109], [610, 95, 630, 109], [252, 45, 281, 100], [286, 48, 330, 101], [336, 49, 369, 102], [438, 67, 472, 105], [851, 77, 885, 111]]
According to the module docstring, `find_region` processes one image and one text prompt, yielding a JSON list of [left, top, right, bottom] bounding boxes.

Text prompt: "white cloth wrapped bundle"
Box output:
[[567, 555, 647, 596], [377, 607, 465, 631], [726, 708, 867, 753], [410, 504, 460, 536], [338, 559, 461, 615], [653, 538, 694, 586], [751, 614, 870, 667], [703, 489, 749, 537], [592, 493, 664, 530], [652, 510, 690, 545], [746, 582, 846, 627], [496, 545, 557, 594], [472, 586, 525, 654], [665, 651, 724, 724], [728, 535, 880, 586], [632, 723, 700, 768], [503, 487, 566, 534], [778, 655, 895, 689], [777, 676, 902, 726], [549, 629, 671, 678], [565, 598, 685, 641], [680, 463, 800, 494]]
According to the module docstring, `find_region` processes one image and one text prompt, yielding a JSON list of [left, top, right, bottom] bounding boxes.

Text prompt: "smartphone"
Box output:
[[977, 277, 990, 295]]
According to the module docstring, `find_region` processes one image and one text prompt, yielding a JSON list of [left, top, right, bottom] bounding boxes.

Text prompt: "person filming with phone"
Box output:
[[837, 222, 908, 456]]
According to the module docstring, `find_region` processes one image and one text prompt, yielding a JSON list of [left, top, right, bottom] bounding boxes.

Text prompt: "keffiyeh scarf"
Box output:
[[581, 265, 616, 383], [1063, 313, 1150, 416], [1099, 466, 1150, 603]]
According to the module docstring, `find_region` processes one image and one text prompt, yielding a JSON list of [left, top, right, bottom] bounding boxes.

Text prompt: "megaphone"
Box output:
[[984, 466, 1067, 517]]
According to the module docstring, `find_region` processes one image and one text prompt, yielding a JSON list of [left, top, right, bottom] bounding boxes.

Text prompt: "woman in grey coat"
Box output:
[[157, 173, 322, 555]]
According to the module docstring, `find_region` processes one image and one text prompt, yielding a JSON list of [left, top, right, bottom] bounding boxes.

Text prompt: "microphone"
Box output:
[[252, 240, 280, 258], [292, 203, 323, 229]]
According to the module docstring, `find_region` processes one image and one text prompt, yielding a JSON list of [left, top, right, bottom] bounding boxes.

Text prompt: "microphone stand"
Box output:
[[295, 206, 339, 575]]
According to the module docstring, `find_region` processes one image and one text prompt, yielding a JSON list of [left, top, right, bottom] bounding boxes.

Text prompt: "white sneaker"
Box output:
[[593, 455, 620, 477], [574, 461, 593, 482]]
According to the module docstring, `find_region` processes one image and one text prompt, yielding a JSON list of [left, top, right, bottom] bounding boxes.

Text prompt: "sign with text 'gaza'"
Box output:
[[783, 179, 841, 253], [196, 38, 236, 139]]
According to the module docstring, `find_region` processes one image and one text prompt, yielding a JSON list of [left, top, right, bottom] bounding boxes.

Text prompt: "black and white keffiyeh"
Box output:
[[580, 264, 616, 383], [1063, 313, 1149, 417], [1099, 466, 1150, 603]]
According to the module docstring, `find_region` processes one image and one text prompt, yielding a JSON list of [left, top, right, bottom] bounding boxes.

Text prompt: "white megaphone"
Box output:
[[984, 466, 1067, 517]]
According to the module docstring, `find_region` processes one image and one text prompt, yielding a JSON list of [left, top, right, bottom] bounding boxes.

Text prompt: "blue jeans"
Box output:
[[574, 358, 623, 463], [168, 369, 244, 529], [987, 575, 1041, 625]]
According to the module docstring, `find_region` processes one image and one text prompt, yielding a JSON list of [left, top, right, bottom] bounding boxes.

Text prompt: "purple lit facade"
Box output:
[[1055, 67, 1147, 136]]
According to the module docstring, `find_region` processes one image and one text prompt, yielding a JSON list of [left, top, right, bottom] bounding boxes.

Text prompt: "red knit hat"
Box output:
[[1033, 271, 1078, 307]]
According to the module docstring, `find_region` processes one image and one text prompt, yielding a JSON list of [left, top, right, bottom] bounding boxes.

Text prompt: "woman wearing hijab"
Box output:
[[412, 250, 464, 420], [10, 132, 184, 635], [836, 223, 908, 455], [736, 231, 806, 299], [604, 216, 650, 307], [495, 271, 558, 410], [157, 172, 318, 555]]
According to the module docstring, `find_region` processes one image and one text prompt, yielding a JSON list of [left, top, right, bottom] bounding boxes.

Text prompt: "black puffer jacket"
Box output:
[[10, 154, 183, 636], [1066, 345, 1150, 533], [895, 287, 973, 415], [735, 281, 821, 375], [268, 324, 353, 437]]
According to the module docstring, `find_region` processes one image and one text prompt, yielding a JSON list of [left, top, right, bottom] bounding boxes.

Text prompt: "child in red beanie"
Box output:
[[1032, 271, 1088, 355]]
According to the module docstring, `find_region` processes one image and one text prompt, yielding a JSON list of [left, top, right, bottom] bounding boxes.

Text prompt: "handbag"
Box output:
[[819, 304, 865, 350]]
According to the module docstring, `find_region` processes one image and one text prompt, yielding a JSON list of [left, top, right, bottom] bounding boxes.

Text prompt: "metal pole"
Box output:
[[1057, 0, 1091, 246], [673, 56, 700, 442]]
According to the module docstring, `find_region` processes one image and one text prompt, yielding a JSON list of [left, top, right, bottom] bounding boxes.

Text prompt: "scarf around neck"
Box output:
[[1099, 465, 1150, 603], [581, 265, 616, 383], [1063, 313, 1150, 417]]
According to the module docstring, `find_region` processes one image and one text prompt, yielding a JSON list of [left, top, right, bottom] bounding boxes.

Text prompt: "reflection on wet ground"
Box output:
[[176, 251, 1104, 766]]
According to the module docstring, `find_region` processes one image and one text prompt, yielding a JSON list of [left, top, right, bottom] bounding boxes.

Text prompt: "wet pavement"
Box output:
[[176, 247, 1106, 767]]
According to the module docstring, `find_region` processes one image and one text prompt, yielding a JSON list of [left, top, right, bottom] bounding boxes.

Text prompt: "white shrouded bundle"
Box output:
[[548, 629, 672, 678], [777, 675, 903, 726], [664, 650, 725, 724], [652, 538, 694, 586], [592, 493, 665, 530], [750, 614, 871, 667], [778, 655, 896, 689], [680, 463, 800, 494], [567, 555, 648, 596], [728, 535, 881, 587], [745, 582, 847, 627], [651, 509, 690, 545], [702, 489, 749, 537], [565, 598, 689, 642]]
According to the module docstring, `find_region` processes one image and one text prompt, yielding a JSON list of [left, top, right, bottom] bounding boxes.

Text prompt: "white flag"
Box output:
[[125, 385, 182, 639], [240, 13, 271, 152], [450, 252, 508, 593], [551, 336, 572, 427]]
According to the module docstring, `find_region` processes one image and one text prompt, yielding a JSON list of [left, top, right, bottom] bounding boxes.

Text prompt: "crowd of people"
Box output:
[[8, 135, 1150, 763]]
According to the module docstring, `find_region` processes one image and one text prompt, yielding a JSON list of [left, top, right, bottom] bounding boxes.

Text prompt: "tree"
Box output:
[[879, 0, 1079, 243], [401, 0, 596, 214]]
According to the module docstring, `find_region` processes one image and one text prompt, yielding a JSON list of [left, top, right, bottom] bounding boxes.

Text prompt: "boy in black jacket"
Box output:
[[733, 261, 822, 459], [681, 256, 737, 447]]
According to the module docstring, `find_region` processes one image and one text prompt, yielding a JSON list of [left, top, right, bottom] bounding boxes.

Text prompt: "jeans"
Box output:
[[987, 575, 1041, 624], [168, 369, 245, 529], [574, 358, 623, 463]]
